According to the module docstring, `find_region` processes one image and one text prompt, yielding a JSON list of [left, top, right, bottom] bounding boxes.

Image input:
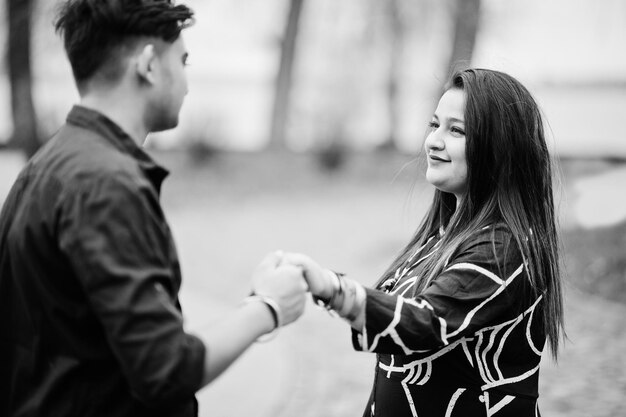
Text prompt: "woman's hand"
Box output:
[[281, 253, 336, 300], [282, 252, 366, 331]]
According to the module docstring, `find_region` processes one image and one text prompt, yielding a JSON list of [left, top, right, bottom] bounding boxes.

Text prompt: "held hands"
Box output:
[[281, 252, 366, 329], [250, 251, 308, 327], [279, 253, 336, 300], [250, 250, 366, 334]]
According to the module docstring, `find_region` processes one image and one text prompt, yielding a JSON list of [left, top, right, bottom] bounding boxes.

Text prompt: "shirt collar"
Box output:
[[66, 105, 169, 191]]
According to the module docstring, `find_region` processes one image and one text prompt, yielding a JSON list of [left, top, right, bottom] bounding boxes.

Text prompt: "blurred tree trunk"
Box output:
[[378, 0, 404, 152], [445, 0, 481, 75], [6, 0, 40, 158], [269, 0, 304, 150]]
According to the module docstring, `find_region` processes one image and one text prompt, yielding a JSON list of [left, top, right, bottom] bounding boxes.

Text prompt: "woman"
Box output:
[[285, 68, 564, 416]]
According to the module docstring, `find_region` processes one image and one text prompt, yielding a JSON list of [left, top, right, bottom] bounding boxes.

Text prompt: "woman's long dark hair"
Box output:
[[378, 68, 564, 359]]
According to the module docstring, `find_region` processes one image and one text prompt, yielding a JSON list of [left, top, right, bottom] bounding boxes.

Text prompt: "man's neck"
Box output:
[[79, 91, 148, 146]]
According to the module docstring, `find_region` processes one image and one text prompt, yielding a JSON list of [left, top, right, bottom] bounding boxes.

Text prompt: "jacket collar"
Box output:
[[66, 105, 169, 191]]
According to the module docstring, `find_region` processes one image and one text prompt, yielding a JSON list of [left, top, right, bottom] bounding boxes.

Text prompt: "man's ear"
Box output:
[[136, 44, 158, 84]]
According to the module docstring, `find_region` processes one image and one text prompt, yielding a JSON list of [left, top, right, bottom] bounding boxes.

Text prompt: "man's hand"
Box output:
[[251, 251, 308, 326]]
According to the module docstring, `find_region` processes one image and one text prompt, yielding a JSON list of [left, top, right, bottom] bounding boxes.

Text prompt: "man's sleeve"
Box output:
[[58, 172, 205, 407]]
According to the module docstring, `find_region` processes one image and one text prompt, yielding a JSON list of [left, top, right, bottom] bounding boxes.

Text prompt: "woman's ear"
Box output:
[[136, 43, 157, 84]]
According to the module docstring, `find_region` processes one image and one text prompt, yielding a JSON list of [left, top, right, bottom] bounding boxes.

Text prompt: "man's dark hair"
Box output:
[[55, 0, 194, 89]]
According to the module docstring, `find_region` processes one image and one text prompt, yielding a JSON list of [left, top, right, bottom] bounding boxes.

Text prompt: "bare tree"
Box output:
[[371, 0, 426, 151], [445, 0, 481, 76], [6, 0, 40, 158], [378, 0, 405, 151], [269, 0, 305, 150]]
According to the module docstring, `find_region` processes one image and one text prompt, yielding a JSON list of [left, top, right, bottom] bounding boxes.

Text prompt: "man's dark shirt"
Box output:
[[0, 106, 206, 416]]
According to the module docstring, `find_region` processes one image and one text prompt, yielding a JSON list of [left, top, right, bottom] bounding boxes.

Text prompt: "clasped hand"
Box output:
[[250, 251, 335, 326]]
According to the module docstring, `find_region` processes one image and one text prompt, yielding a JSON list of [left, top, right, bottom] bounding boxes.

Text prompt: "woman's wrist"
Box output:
[[322, 269, 341, 299], [310, 269, 339, 303], [331, 276, 365, 322], [314, 270, 366, 325]]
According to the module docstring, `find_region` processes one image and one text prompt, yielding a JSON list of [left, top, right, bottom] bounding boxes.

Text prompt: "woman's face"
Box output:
[[424, 88, 468, 203]]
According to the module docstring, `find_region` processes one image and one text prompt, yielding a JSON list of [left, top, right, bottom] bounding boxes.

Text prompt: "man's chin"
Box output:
[[150, 118, 179, 134]]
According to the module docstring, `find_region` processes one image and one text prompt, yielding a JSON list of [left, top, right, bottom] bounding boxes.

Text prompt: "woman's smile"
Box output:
[[428, 153, 450, 163]]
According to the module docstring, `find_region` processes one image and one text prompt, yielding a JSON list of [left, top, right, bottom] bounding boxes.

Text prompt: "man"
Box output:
[[0, 1, 307, 416]]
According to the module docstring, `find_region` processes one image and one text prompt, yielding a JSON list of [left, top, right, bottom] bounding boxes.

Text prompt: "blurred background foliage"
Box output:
[[1, 0, 626, 158]]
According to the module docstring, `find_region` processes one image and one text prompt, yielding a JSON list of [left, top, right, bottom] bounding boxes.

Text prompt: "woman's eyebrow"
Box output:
[[433, 115, 464, 123], [446, 116, 465, 124]]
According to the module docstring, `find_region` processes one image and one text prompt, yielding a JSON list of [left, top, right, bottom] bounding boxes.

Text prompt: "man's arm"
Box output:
[[59, 176, 307, 403], [198, 299, 273, 386], [198, 254, 307, 387]]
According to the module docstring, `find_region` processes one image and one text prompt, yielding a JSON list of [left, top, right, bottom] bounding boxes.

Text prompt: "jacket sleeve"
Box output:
[[352, 227, 528, 354], [58, 172, 205, 407]]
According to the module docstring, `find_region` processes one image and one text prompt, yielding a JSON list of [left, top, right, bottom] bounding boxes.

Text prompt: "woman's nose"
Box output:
[[425, 130, 444, 151]]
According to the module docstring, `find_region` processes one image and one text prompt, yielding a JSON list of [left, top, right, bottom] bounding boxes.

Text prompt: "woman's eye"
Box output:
[[451, 126, 465, 136], [428, 121, 439, 129]]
